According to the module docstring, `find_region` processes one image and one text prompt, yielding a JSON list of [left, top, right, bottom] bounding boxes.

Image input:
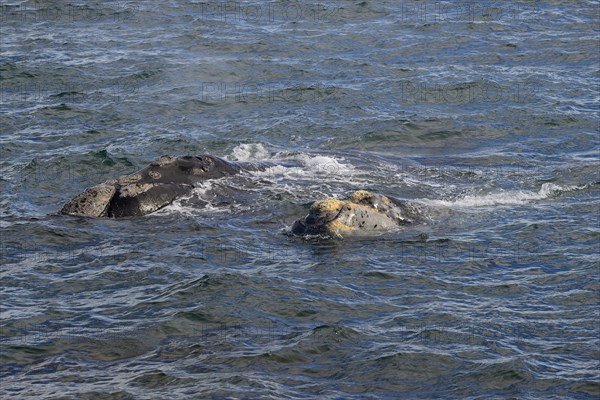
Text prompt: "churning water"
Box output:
[[1, 1, 599, 399]]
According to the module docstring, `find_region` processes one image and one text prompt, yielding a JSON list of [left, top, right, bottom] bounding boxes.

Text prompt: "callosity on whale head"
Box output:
[[60, 155, 243, 218], [291, 190, 423, 237]]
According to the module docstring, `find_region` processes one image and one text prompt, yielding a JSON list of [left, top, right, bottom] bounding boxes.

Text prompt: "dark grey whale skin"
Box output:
[[60, 155, 269, 218]]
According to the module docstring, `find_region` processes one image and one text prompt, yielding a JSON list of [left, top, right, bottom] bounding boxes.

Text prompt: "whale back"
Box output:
[[60, 155, 244, 217]]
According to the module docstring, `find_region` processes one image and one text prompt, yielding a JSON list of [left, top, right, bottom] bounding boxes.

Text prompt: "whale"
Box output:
[[291, 190, 424, 237], [61, 155, 425, 236], [60, 154, 271, 218]]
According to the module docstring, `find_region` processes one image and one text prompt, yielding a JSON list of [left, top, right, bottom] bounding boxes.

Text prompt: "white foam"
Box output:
[[228, 143, 271, 161], [292, 153, 356, 176], [226, 145, 357, 180], [423, 183, 586, 208], [235, 151, 358, 187]]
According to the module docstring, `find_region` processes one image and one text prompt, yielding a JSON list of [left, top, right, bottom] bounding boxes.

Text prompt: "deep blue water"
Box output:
[[1, 1, 599, 399]]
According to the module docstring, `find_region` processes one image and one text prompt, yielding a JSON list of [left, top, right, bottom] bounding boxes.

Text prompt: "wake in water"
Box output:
[[221, 144, 597, 211], [420, 183, 594, 208]]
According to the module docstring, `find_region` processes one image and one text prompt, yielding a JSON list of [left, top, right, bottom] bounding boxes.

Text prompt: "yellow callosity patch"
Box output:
[[326, 219, 356, 234], [350, 190, 392, 206], [311, 197, 387, 217], [310, 198, 346, 213], [350, 190, 373, 202]]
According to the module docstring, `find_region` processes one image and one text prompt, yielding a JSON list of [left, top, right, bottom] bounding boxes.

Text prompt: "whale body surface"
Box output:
[[60, 155, 253, 218]]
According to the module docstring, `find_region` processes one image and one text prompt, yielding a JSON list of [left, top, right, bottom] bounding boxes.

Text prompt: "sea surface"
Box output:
[[1, 1, 599, 399]]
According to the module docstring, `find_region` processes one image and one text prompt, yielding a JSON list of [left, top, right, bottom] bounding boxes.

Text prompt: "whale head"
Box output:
[[291, 191, 419, 237]]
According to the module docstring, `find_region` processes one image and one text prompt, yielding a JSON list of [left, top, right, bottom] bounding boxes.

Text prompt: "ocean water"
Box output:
[[1, 1, 599, 398]]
